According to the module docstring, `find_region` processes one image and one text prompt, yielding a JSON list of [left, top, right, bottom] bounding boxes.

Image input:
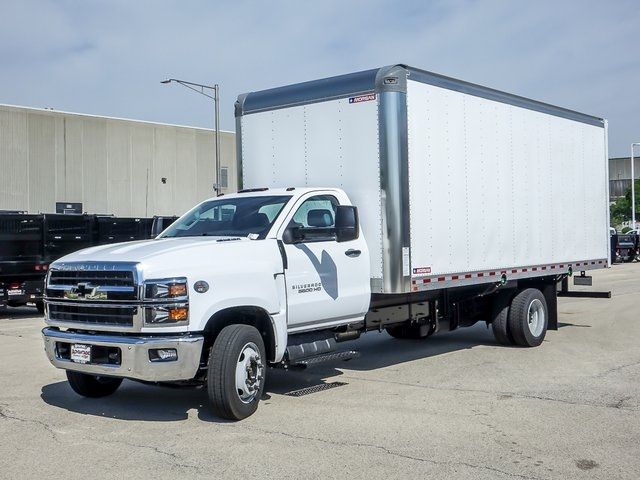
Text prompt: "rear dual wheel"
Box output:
[[492, 288, 548, 347]]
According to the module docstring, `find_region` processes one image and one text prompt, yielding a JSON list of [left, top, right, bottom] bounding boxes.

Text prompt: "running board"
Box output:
[[292, 351, 360, 368]]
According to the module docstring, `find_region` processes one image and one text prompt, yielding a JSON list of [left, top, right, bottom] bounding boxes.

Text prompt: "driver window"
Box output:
[[287, 195, 339, 242]]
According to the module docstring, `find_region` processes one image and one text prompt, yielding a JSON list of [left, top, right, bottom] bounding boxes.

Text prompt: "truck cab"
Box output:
[[43, 188, 368, 419]]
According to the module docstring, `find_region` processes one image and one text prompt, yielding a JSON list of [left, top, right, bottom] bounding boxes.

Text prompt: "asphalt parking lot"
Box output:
[[0, 263, 638, 479]]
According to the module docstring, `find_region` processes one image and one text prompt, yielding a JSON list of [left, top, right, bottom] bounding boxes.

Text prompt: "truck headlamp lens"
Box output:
[[145, 305, 189, 324], [144, 278, 188, 299], [169, 284, 187, 297]]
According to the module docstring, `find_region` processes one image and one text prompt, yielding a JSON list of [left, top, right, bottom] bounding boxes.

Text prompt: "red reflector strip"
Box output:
[[412, 259, 605, 289]]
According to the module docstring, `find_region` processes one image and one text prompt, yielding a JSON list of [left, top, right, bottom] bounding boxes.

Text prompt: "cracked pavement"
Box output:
[[1, 263, 639, 479]]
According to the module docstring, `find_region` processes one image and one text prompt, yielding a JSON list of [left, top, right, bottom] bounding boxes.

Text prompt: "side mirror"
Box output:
[[335, 205, 359, 243], [282, 226, 304, 244]]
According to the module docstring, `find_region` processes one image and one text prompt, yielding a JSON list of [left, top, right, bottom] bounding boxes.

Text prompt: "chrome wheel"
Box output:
[[527, 299, 545, 337], [235, 342, 264, 403]]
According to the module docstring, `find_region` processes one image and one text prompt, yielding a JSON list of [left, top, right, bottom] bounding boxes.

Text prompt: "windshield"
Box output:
[[159, 195, 291, 239]]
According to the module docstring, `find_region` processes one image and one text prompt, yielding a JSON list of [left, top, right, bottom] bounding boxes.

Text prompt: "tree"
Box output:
[[610, 179, 640, 228]]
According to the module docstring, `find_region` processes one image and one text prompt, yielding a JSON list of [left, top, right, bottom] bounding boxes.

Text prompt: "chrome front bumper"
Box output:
[[42, 327, 204, 382]]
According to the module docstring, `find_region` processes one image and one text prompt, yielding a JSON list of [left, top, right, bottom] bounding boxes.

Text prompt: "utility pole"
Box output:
[[161, 78, 221, 193]]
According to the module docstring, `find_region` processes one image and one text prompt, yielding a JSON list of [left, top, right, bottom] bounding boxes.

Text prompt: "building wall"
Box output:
[[609, 157, 640, 200], [0, 104, 236, 217], [609, 157, 640, 181]]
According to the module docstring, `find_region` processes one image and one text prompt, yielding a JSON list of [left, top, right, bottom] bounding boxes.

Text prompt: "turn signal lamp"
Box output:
[[168, 307, 189, 321]]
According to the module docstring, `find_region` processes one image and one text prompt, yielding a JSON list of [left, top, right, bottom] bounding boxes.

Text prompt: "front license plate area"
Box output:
[[70, 344, 91, 364]]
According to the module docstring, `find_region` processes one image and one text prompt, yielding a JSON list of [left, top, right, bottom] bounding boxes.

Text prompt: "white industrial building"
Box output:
[[609, 156, 640, 200], [0, 104, 237, 217]]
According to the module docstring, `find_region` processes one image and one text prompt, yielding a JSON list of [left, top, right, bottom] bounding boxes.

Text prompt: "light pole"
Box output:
[[632, 143, 639, 230], [161, 78, 221, 193]]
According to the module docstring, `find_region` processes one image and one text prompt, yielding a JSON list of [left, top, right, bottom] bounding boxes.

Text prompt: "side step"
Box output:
[[292, 350, 360, 368]]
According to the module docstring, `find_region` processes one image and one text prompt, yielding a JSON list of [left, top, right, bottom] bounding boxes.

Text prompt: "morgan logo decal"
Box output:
[[291, 282, 322, 294], [349, 94, 376, 104], [413, 267, 431, 275]]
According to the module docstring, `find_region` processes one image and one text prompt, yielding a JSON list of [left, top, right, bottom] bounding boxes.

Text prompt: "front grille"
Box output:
[[49, 270, 135, 288], [47, 266, 138, 301], [48, 303, 136, 327]]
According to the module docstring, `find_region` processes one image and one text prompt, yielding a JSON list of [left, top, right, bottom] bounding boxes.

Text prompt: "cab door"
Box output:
[[280, 194, 370, 331]]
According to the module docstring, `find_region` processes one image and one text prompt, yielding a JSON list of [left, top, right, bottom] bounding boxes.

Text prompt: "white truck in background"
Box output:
[[42, 64, 609, 420]]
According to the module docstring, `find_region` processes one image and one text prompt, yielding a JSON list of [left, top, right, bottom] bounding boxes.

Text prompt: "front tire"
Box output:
[[507, 288, 548, 347], [66, 371, 123, 398], [207, 324, 266, 421]]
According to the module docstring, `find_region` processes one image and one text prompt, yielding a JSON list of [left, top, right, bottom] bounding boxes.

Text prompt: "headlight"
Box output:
[[144, 278, 189, 300], [145, 303, 189, 325], [143, 278, 189, 326]]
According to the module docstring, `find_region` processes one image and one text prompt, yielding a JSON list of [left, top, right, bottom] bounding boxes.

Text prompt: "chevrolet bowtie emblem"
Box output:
[[63, 283, 107, 300]]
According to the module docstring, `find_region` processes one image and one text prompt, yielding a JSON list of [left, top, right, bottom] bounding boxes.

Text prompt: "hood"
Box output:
[[51, 236, 277, 279], [57, 236, 251, 263]]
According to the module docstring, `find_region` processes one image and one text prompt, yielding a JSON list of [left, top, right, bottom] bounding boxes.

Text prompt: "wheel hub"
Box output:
[[527, 299, 545, 337], [235, 342, 264, 403]]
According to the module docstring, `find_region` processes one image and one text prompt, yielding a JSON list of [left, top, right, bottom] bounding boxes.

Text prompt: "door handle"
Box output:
[[345, 249, 361, 258]]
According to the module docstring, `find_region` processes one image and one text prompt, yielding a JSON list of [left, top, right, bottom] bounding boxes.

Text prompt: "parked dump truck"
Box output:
[[0, 213, 48, 311], [42, 65, 609, 420], [1, 213, 176, 312]]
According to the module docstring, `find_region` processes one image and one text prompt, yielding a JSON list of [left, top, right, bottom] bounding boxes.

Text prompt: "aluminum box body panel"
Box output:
[[237, 65, 609, 294], [241, 97, 384, 282], [406, 79, 609, 279]]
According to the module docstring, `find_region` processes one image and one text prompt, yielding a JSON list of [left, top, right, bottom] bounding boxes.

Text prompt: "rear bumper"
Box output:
[[4, 279, 43, 304], [42, 327, 204, 382]]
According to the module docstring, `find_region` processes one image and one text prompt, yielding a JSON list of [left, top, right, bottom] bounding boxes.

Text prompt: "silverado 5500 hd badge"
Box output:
[[291, 282, 322, 294]]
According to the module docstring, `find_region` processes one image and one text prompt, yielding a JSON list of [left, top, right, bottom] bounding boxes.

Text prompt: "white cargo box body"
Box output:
[[236, 65, 609, 294]]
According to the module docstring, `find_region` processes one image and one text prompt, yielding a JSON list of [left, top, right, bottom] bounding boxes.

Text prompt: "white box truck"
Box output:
[[42, 65, 609, 420]]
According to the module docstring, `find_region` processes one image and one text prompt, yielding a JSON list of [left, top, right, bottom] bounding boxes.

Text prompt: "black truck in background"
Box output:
[[610, 231, 639, 263], [0, 213, 177, 312]]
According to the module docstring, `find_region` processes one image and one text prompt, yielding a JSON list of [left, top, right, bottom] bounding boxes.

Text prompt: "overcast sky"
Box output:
[[1, 0, 638, 157]]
